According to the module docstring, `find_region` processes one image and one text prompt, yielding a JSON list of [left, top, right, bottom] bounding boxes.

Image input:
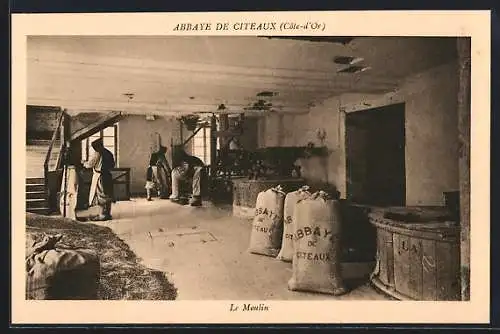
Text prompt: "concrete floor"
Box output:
[[79, 198, 390, 300]]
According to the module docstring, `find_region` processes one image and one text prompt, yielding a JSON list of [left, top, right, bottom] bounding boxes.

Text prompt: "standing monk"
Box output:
[[82, 138, 115, 221]]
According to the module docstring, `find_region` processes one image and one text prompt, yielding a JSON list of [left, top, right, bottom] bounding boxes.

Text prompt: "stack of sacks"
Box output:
[[287, 190, 347, 296], [248, 185, 286, 257], [276, 185, 312, 263]]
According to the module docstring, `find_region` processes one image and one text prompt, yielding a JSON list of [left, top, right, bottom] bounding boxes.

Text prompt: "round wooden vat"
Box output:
[[232, 178, 305, 218], [368, 208, 461, 301]]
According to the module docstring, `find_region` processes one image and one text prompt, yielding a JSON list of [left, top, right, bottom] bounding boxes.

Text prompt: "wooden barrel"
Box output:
[[368, 208, 461, 301], [338, 202, 377, 263], [59, 165, 79, 220], [232, 178, 305, 219]]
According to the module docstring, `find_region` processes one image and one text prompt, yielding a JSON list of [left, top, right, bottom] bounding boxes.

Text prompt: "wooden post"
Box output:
[[179, 119, 184, 144], [457, 37, 471, 301], [258, 116, 266, 148], [62, 110, 70, 143], [61, 110, 68, 218], [219, 114, 230, 149], [170, 137, 174, 167], [210, 114, 217, 176], [63, 162, 68, 218]]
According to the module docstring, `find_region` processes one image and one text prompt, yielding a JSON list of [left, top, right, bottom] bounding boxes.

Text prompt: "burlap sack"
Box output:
[[288, 191, 346, 295], [26, 234, 100, 300], [277, 186, 312, 262], [248, 185, 286, 257]]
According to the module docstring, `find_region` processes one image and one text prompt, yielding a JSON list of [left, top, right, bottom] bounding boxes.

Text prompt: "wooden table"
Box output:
[[76, 168, 131, 209]]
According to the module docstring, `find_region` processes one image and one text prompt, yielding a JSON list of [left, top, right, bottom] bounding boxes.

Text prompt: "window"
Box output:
[[81, 125, 118, 165], [192, 127, 211, 165]]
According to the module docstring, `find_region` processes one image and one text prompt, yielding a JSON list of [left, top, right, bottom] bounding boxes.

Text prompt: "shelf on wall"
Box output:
[[255, 146, 329, 159]]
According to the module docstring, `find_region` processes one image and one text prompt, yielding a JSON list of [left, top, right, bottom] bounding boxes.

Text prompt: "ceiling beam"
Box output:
[[70, 111, 123, 141], [31, 65, 395, 94], [28, 48, 404, 92], [29, 97, 309, 116], [28, 50, 348, 81]]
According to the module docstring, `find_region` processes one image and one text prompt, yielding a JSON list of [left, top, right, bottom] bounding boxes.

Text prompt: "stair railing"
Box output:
[[55, 119, 66, 171], [43, 109, 65, 187]]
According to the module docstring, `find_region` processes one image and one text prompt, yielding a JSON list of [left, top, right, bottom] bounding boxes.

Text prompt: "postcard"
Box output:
[[11, 10, 490, 324]]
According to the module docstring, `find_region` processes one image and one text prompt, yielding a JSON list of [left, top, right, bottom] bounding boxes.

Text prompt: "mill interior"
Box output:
[[25, 36, 471, 301]]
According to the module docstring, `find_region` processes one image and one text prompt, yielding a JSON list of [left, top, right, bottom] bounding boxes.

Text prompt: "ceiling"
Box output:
[[27, 36, 458, 117]]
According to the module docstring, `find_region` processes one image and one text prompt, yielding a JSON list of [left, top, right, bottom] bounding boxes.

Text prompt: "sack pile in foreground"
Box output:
[[248, 185, 347, 296], [26, 233, 100, 300]]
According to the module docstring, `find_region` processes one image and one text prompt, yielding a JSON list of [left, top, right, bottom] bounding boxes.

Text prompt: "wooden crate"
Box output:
[[110, 168, 131, 201], [369, 210, 461, 301], [232, 178, 304, 218]]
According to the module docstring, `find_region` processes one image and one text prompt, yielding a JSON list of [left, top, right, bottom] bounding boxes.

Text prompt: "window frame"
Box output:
[[191, 126, 211, 165], [82, 124, 118, 165]]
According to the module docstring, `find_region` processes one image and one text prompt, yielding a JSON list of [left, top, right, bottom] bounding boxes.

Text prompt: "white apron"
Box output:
[[88, 170, 101, 206]]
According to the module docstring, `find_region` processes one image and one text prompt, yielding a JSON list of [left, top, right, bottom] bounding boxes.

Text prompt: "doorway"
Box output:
[[345, 103, 406, 207]]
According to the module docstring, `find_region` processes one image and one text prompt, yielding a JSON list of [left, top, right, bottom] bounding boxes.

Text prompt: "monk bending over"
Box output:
[[169, 150, 204, 207]]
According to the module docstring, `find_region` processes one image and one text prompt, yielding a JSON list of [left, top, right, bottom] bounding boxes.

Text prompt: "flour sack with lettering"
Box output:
[[277, 186, 312, 262], [248, 186, 286, 257], [288, 191, 346, 295]]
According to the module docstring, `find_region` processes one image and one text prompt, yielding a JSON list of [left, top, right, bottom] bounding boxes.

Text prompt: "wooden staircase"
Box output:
[[26, 177, 50, 215], [25, 108, 123, 215], [26, 139, 61, 177], [26, 139, 62, 215]]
